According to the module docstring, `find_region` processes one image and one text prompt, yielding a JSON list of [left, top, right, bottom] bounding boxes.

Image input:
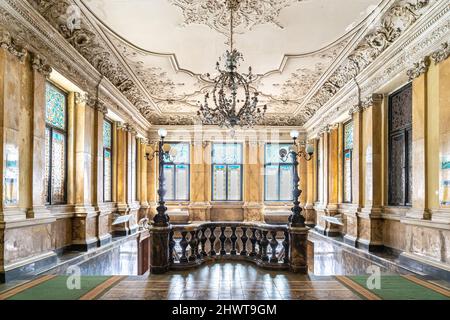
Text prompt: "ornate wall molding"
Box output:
[[0, 0, 151, 137], [430, 42, 450, 64], [407, 56, 431, 80], [306, 0, 448, 139]]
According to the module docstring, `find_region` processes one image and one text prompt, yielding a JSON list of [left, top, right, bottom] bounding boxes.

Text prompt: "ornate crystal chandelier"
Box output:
[[197, 0, 267, 129]]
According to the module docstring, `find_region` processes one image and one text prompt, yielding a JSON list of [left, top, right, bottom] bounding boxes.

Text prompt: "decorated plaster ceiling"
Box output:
[[24, 0, 435, 127]]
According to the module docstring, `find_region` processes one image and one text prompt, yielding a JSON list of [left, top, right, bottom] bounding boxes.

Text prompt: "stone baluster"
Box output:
[[260, 231, 269, 262], [179, 231, 189, 264], [209, 226, 217, 256], [269, 231, 279, 263], [230, 226, 238, 255], [169, 230, 175, 264], [189, 231, 198, 262], [283, 230, 290, 264], [200, 228, 207, 257], [249, 228, 257, 257], [219, 226, 227, 256], [240, 227, 248, 256]]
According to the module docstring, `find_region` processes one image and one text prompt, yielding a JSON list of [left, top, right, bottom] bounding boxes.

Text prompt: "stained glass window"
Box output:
[[388, 83, 412, 206], [44, 82, 67, 205], [103, 119, 113, 202], [212, 143, 242, 201], [163, 142, 190, 201], [45, 83, 66, 130], [264, 144, 294, 201], [343, 121, 353, 203]]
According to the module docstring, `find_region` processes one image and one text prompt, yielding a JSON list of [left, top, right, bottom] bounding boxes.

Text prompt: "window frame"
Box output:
[[163, 142, 191, 202], [388, 83, 413, 207], [211, 143, 243, 202], [264, 143, 294, 202], [103, 118, 113, 203], [342, 120, 353, 204], [44, 82, 68, 206]]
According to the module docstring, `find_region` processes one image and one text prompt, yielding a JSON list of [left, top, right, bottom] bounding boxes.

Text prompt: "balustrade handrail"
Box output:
[[169, 221, 291, 270]]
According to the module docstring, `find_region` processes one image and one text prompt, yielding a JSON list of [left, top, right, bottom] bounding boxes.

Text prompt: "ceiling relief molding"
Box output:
[[306, 0, 448, 139], [303, 0, 433, 118], [407, 56, 431, 80], [430, 42, 450, 64], [0, 1, 151, 138], [169, 0, 306, 38], [24, 0, 158, 119]]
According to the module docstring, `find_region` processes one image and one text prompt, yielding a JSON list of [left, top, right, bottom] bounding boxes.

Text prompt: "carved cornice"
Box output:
[[431, 42, 450, 64], [306, 0, 448, 139], [304, 0, 432, 119], [117, 122, 137, 135], [407, 56, 431, 81]]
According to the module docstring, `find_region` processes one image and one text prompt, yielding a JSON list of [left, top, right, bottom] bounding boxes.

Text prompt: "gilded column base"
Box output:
[[288, 226, 309, 274], [243, 202, 264, 222], [149, 226, 171, 274], [355, 207, 384, 252], [188, 202, 211, 221], [72, 206, 99, 251], [406, 208, 432, 220]]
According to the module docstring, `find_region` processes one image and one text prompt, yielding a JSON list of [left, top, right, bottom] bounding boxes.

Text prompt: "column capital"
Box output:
[[0, 27, 27, 62], [117, 122, 137, 135], [30, 53, 52, 78], [74, 92, 89, 105], [431, 42, 450, 65], [407, 56, 431, 81]]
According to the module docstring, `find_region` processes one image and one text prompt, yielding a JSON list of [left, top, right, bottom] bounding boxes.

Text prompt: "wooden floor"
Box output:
[[98, 262, 361, 300]]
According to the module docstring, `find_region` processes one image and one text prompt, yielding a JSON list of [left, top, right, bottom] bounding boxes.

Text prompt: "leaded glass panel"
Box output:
[[227, 165, 242, 201], [213, 165, 227, 201], [212, 144, 242, 164], [344, 121, 354, 150], [45, 83, 66, 129], [104, 149, 112, 202], [103, 121, 112, 149], [51, 131, 66, 204]]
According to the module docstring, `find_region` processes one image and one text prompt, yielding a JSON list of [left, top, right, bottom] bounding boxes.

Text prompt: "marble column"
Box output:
[[189, 140, 211, 221], [114, 123, 138, 235], [243, 141, 263, 222], [305, 139, 316, 227], [434, 53, 450, 222], [146, 143, 157, 219], [28, 55, 52, 219], [406, 62, 430, 220], [358, 94, 384, 251], [344, 107, 364, 246], [324, 126, 341, 236], [137, 139, 149, 221], [71, 93, 98, 251], [92, 101, 112, 247]]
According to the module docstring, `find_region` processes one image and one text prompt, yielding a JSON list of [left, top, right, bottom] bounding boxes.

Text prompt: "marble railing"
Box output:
[[169, 222, 290, 270], [147, 220, 309, 274]]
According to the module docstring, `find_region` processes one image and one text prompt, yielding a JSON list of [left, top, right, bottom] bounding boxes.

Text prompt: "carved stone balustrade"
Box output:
[[149, 221, 309, 274]]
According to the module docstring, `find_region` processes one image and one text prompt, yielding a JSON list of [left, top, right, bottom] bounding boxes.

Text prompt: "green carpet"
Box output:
[[347, 275, 450, 300], [6, 276, 112, 300]]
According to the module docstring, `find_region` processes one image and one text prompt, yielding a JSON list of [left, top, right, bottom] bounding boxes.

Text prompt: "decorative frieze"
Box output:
[[407, 56, 431, 81], [431, 42, 450, 64]]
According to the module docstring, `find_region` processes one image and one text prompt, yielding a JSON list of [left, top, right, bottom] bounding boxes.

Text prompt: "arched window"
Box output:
[[44, 82, 67, 205]]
